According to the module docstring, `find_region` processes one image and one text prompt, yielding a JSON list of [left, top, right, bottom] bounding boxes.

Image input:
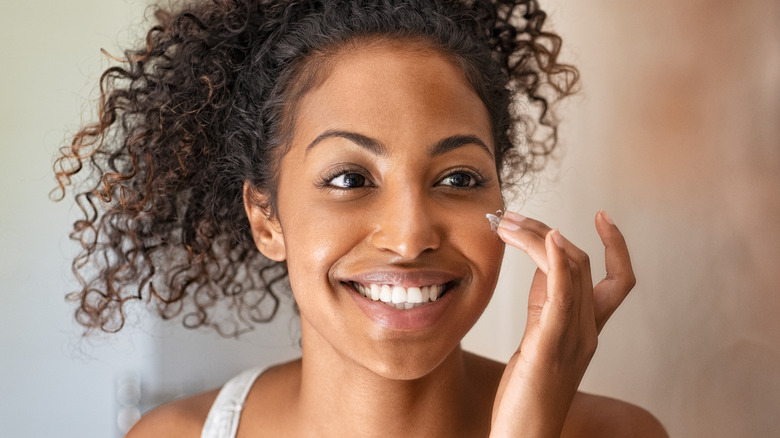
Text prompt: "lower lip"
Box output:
[[345, 284, 455, 332]]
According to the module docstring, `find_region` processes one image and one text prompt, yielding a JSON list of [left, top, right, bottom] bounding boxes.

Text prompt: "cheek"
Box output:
[[280, 202, 365, 288], [448, 210, 506, 285], [282, 224, 340, 321]]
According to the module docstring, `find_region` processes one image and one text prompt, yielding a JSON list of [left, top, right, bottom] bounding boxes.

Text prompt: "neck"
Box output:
[[293, 322, 484, 437]]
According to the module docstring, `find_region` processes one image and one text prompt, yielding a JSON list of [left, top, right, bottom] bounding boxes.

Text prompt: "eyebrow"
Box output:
[[431, 134, 494, 160], [305, 129, 494, 160], [306, 130, 386, 156]]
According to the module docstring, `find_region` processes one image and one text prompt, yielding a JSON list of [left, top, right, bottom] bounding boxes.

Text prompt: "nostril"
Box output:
[[370, 224, 440, 259], [369, 197, 442, 258]]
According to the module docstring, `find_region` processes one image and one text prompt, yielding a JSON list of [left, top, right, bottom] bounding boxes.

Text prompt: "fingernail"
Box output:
[[498, 219, 521, 231], [600, 209, 615, 225], [551, 229, 565, 248], [504, 211, 526, 222]]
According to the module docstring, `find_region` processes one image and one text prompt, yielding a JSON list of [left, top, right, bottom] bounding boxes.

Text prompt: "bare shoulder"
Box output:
[[125, 389, 220, 438], [563, 392, 669, 438]]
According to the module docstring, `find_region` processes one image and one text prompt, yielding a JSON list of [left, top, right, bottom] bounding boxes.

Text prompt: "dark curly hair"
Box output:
[[53, 0, 578, 336]]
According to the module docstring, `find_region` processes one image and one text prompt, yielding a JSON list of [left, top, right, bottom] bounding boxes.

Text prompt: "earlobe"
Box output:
[[243, 182, 286, 262]]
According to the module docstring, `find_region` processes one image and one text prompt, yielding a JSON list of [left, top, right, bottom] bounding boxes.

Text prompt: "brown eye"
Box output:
[[330, 172, 367, 188], [440, 172, 475, 188]]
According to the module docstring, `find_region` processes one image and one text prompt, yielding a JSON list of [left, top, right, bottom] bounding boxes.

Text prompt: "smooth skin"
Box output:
[[127, 40, 667, 437]]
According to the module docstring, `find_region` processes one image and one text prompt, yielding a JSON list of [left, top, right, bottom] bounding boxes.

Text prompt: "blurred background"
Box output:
[[1, 0, 778, 436]]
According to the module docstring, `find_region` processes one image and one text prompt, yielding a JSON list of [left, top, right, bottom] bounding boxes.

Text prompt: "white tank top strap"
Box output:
[[200, 367, 267, 438]]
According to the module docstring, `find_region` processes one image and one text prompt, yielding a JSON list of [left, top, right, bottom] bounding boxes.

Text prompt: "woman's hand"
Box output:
[[489, 210, 636, 437]]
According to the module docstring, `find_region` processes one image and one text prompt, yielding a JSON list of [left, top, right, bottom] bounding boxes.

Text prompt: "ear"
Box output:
[[243, 181, 286, 262]]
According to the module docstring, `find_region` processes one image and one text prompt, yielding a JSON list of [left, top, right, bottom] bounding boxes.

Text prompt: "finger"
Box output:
[[500, 212, 595, 279], [503, 211, 552, 239], [593, 210, 636, 332], [540, 229, 576, 338], [499, 215, 597, 332], [497, 214, 549, 273], [526, 268, 547, 328], [546, 230, 595, 328]]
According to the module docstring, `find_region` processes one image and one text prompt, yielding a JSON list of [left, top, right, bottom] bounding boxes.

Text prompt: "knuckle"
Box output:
[[527, 303, 544, 319], [573, 248, 590, 268], [568, 259, 580, 275], [607, 270, 637, 292], [627, 272, 637, 289], [622, 271, 637, 291]]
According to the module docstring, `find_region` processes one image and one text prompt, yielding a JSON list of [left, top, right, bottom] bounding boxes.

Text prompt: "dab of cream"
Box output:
[[486, 210, 503, 232]]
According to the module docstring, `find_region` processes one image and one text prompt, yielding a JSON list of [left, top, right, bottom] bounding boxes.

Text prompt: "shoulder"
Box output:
[[126, 362, 298, 438], [462, 353, 667, 438], [125, 389, 220, 438], [563, 392, 669, 438]]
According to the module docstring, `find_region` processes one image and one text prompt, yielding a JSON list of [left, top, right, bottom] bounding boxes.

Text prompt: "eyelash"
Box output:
[[315, 166, 490, 190], [437, 167, 490, 189], [315, 165, 372, 190]]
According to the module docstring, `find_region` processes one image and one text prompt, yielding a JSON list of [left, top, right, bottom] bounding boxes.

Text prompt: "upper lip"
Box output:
[[341, 269, 461, 288]]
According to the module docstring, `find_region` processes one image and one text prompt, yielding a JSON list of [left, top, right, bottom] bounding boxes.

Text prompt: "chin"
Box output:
[[357, 338, 464, 382]]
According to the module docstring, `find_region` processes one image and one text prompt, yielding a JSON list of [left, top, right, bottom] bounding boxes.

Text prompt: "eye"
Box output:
[[327, 172, 368, 188], [439, 171, 478, 188], [315, 165, 375, 191]]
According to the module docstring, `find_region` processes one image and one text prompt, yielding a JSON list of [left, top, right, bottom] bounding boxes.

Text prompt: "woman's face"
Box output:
[[256, 42, 505, 379]]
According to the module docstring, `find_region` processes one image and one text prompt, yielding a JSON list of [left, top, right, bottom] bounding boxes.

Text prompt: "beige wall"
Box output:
[[470, 1, 780, 436]]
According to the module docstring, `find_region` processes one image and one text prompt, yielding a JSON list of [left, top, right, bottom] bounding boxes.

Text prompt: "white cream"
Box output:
[[486, 209, 503, 233], [353, 283, 445, 309]]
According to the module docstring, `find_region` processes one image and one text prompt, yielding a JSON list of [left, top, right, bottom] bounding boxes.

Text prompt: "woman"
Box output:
[[54, 0, 667, 436]]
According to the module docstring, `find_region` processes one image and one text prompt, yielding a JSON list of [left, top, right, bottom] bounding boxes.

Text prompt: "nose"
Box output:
[[370, 188, 441, 260]]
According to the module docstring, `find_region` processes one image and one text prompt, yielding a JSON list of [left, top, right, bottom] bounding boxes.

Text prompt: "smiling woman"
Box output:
[[53, 0, 666, 437]]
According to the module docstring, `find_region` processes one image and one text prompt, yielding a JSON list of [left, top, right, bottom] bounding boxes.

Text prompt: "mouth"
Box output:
[[347, 281, 455, 310]]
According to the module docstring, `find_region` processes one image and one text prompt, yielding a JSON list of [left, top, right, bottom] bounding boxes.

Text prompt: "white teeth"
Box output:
[[430, 285, 440, 301], [380, 285, 392, 303], [391, 286, 407, 304], [351, 282, 448, 309], [407, 287, 422, 304]]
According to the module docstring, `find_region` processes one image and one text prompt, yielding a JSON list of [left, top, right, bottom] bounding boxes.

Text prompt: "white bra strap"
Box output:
[[200, 367, 266, 438]]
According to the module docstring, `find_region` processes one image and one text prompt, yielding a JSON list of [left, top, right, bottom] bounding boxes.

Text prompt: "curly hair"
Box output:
[[53, 0, 578, 336]]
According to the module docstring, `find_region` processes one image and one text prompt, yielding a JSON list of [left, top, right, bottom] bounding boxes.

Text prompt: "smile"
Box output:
[[350, 282, 448, 310]]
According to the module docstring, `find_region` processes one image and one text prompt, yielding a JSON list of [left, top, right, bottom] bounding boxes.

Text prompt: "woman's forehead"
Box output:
[[288, 42, 493, 154]]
